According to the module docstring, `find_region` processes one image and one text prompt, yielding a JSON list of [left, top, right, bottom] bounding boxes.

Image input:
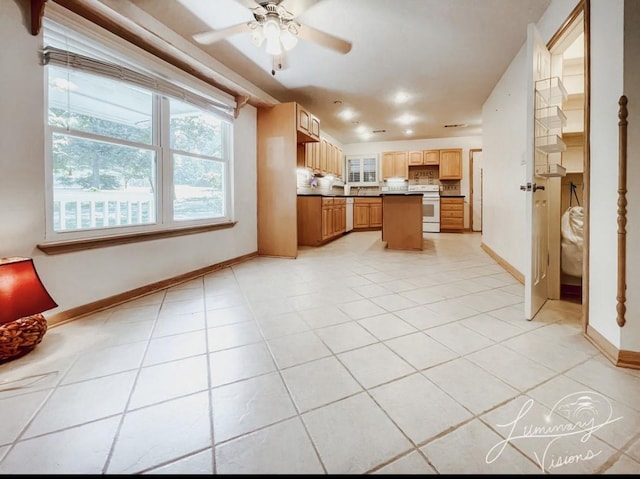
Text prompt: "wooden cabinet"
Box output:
[[296, 104, 320, 143], [333, 198, 346, 234], [305, 141, 320, 172], [370, 200, 382, 227], [259, 102, 310, 258], [408, 151, 423, 165], [440, 197, 464, 231], [407, 150, 439, 166], [381, 151, 408, 179], [423, 150, 440, 165], [321, 198, 334, 240], [353, 197, 382, 229], [439, 149, 462, 179], [319, 138, 328, 173], [297, 196, 345, 246], [302, 136, 344, 179]]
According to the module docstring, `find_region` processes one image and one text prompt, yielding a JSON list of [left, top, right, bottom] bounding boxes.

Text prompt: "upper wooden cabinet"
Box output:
[[381, 151, 408, 179], [408, 151, 423, 165], [408, 149, 439, 166], [304, 141, 320, 172], [296, 104, 320, 143], [423, 150, 440, 166], [439, 149, 462, 180], [307, 137, 343, 180]]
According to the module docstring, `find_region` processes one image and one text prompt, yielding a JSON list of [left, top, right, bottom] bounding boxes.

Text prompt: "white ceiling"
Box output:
[[120, 0, 552, 144]]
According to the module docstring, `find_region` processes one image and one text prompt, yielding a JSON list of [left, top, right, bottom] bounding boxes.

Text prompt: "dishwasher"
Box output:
[[345, 197, 354, 232]]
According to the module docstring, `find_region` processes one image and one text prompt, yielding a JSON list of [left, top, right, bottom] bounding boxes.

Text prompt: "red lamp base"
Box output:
[[0, 314, 48, 363]]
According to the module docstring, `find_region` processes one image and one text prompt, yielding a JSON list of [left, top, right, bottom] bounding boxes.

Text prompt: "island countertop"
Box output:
[[381, 194, 423, 251]]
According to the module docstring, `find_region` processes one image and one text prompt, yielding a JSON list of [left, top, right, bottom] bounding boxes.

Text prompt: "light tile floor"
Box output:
[[1, 231, 639, 474]]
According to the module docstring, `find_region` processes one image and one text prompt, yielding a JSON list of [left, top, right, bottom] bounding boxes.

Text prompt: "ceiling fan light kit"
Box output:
[[249, 4, 299, 58], [192, 0, 352, 75]]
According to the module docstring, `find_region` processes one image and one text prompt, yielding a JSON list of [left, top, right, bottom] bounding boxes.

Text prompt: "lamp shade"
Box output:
[[0, 257, 57, 325]]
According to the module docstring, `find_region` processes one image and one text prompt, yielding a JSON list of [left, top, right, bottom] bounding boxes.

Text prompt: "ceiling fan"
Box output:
[[192, 0, 352, 73]]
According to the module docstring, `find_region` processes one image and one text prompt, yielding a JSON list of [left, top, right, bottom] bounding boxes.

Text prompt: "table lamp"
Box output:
[[0, 257, 57, 362]]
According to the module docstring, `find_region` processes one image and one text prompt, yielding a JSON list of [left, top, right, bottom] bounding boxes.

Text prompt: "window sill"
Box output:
[[37, 221, 237, 255]]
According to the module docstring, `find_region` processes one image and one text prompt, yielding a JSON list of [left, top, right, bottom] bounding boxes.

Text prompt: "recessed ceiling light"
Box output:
[[339, 108, 356, 121], [398, 114, 415, 125], [333, 100, 343, 105], [405, 129, 413, 135], [394, 91, 410, 104]]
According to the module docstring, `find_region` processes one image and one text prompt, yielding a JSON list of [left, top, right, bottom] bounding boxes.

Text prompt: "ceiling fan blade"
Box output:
[[192, 22, 251, 45], [297, 23, 352, 54], [280, 0, 319, 17]]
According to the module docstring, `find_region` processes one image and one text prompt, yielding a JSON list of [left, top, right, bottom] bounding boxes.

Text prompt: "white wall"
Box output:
[[588, 0, 625, 348], [481, 44, 528, 272], [622, 0, 640, 351], [343, 136, 482, 229], [0, 1, 258, 316], [480, 0, 579, 273]]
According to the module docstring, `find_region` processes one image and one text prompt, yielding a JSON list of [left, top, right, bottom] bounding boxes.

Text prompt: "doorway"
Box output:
[[546, 1, 590, 319], [469, 149, 483, 232]]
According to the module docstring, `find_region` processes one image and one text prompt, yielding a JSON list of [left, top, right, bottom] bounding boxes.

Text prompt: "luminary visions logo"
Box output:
[[486, 391, 622, 473]]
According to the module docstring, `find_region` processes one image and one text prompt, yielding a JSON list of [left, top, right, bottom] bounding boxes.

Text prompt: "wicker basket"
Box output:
[[0, 314, 48, 363]]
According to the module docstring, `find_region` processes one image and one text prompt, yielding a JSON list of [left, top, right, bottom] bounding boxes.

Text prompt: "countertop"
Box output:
[[298, 192, 428, 198], [440, 195, 466, 198]]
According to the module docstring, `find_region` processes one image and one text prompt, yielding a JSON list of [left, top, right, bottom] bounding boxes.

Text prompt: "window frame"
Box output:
[[345, 154, 379, 186], [41, 21, 236, 246]]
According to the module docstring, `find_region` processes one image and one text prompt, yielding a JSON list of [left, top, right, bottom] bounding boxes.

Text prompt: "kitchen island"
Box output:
[[381, 193, 424, 251]]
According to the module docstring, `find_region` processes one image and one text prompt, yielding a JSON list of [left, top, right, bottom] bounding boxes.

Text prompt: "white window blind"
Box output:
[[42, 19, 236, 122]]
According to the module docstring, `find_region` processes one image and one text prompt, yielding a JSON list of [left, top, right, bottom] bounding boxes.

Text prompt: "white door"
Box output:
[[472, 150, 483, 232], [524, 23, 551, 320]]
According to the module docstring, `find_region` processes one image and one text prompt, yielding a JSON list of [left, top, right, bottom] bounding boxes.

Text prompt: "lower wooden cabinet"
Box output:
[[440, 197, 464, 232], [353, 197, 382, 230], [298, 196, 346, 246]]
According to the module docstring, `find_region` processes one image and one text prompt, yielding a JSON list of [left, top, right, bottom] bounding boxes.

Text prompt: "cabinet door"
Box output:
[[369, 201, 383, 227], [310, 116, 320, 139], [320, 138, 328, 173], [333, 203, 345, 234], [408, 151, 423, 165], [394, 151, 408, 179], [423, 150, 440, 165], [322, 200, 334, 239], [381, 152, 395, 180], [329, 143, 337, 175], [304, 142, 316, 171], [298, 106, 310, 133], [296, 104, 320, 142], [439, 149, 462, 179], [354, 204, 370, 228], [336, 147, 344, 179]]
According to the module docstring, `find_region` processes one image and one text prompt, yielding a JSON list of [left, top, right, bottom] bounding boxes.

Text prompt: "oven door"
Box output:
[[422, 196, 440, 232]]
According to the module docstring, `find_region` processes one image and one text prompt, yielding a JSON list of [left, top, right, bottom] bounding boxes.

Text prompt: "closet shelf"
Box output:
[[535, 105, 567, 129], [535, 76, 568, 105], [536, 163, 566, 178], [535, 134, 567, 153]]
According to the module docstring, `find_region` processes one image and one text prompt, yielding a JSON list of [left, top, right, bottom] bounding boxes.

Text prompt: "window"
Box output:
[[43, 22, 235, 241], [346, 154, 379, 186]]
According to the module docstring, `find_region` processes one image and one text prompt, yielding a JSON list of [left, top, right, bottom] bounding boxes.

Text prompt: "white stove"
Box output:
[[408, 184, 440, 196], [408, 185, 440, 232]]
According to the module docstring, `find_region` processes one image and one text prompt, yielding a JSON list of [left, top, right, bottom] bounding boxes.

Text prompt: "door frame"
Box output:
[[546, 0, 590, 332], [468, 148, 482, 232]]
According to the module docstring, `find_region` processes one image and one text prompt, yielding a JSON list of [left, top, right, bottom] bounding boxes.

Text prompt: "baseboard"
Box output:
[[480, 242, 525, 284], [47, 251, 258, 327], [585, 325, 640, 370], [618, 349, 640, 369]]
